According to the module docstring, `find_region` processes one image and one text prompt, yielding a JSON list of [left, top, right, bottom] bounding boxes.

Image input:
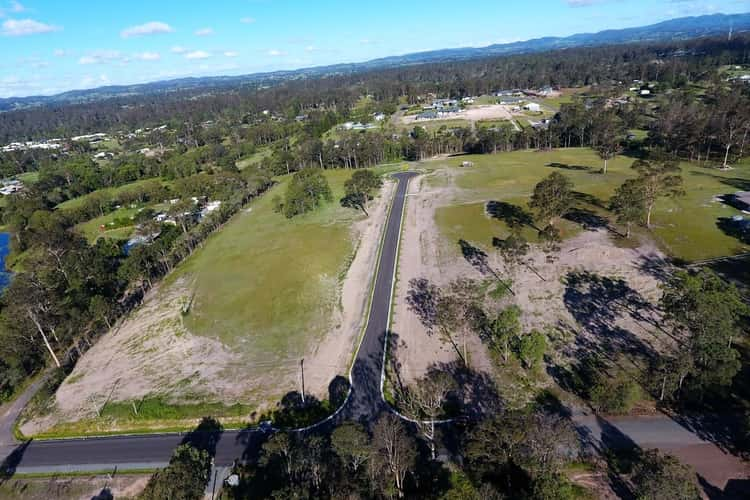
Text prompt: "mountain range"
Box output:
[[0, 12, 746, 112]]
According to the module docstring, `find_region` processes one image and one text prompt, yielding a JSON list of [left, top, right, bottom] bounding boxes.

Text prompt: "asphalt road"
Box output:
[[0, 171, 417, 473]]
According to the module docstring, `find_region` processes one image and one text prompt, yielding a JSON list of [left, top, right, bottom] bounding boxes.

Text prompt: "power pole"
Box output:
[[300, 358, 306, 405]]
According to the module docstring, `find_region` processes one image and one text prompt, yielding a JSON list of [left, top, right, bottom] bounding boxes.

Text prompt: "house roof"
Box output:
[[736, 191, 750, 207]]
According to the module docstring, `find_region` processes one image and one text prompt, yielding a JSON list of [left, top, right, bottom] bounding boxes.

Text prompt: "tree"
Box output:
[[282, 168, 332, 218], [262, 432, 295, 478], [140, 444, 211, 500], [529, 172, 573, 227], [660, 269, 748, 397], [371, 413, 417, 498], [489, 305, 522, 363], [495, 230, 529, 273], [332, 422, 371, 474], [609, 178, 646, 238], [631, 159, 683, 228], [593, 110, 623, 174], [631, 449, 701, 500], [518, 330, 547, 370], [341, 169, 382, 216], [401, 371, 455, 459], [435, 279, 483, 367]]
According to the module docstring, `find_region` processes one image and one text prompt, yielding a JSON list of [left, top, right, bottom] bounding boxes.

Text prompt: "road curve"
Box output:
[[1, 171, 417, 473]]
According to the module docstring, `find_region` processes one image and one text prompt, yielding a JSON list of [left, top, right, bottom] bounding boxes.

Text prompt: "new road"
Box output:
[[0, 171, 418, 474]]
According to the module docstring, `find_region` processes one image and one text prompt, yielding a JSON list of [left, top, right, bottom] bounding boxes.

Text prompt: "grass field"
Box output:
[[237, 146, 273, 170], [166, 167, 396, 360], [56, 178, 171, 211], [75, 203, 167, 242], [430, 148, 750, 262]]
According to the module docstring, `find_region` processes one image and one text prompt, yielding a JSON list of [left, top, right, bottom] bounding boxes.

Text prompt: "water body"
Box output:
[[0, 233, 13, 290]]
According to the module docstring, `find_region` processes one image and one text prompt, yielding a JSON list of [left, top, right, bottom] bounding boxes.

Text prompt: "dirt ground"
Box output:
[[400, 104, 514, 126], [0, 474, 149, 500], [390, 170, 494, 384], [391, 165, 669, 388], [23, 181, 394, 434]]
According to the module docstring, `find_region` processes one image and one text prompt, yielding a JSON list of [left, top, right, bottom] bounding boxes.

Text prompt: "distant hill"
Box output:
[[0, 12, 746, 112]]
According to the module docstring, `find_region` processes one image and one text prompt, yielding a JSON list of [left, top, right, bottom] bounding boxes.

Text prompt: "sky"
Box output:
[[0, 0, 748, 98]]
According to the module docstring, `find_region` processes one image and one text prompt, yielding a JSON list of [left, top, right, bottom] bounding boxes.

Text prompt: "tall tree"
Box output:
[[371, 413, 417, 498], [401, 371, 455, 460], [631, 159, 683, 228], [341, 169, 383, 216], [631, 449, 702, 500], [593, 109, 623, 174], [609, 178, 646, 238], [529, 172, 574, 227], [332, 422, 371, 474]]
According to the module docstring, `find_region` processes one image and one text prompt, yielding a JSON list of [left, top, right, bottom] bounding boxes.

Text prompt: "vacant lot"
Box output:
[[23, 169, 395, 435], [432, 149, 750, 262], [390, 148, 750, 401]]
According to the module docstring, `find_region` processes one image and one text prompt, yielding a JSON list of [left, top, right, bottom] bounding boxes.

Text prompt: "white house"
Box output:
[[524, 102, 541, 112]]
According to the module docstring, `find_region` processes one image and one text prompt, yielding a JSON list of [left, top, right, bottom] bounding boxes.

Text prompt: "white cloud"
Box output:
[[1, 18, 59, 36], [121, 21, 173, 38], [223, 51, 239, 57], [135, 51, 161, 61], [267, 49, 286, 57], [170, 45, 187, 53], [78, 50, 123, 65], [53, 48, 66, 57], [304, 45, 316, 53], [185, 50, 210, 59], [195, 27, 213, 36], [240, 17, 256, 24], [566, 0, 597, 6], [80, 74, 110, 88]]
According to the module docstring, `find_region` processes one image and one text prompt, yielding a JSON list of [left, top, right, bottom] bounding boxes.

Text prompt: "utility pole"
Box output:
[[300, 358, 306, 405]]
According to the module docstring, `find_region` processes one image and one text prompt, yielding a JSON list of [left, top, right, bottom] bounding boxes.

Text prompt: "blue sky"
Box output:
[[0, 0, 748, 97]]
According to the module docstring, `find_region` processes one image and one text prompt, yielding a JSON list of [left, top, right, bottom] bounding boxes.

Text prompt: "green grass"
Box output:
[[402, 119, 472, 132], [56, 178, 171, 211], [23, 398, 256, 440], [429, 148, 750, 262], [236, 146, 273, 170], [16, 171, 39, 183], [166, 167, 396, 367], [74, 206, 141, 242]]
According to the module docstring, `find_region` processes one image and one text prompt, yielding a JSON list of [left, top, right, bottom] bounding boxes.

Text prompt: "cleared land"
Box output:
[[391, 148, 750, 395], [21, 169, 396, 436]]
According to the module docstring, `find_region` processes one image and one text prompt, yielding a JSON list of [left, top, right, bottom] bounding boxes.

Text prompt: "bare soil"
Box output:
[[0, 474, 149, 500], [399, 104, 514, 126], [23, 182, 394, 434], [390, 170, 494, 384], [391, 163, 669, 388]]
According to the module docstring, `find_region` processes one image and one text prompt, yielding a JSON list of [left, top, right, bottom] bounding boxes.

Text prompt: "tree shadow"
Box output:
[[690, 171, 750, 193], [716, 217, 750, 246], [328, 375, 351, 409], [91, 488, 114, 500], [594, 416, 639, 500], [458, 239, 493, 276], [563, 207, 610, 231], [546, 162, 593, 171], [428, 360, 504, 421], [562, 271, 658, 362], [637, 253, 673, 283], [485, 200, 538, 230], [571, 190, 607, 210], [405, 277, 439, 332], [0, 440, 30, 483], [181, 416, 224, 458]]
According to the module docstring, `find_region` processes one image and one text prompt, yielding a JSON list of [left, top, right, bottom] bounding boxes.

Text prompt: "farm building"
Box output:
[[524, 102, 541, 112]]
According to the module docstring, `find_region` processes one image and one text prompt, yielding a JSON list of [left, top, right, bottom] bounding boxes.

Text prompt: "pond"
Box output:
[[0, 233, 12, 290]]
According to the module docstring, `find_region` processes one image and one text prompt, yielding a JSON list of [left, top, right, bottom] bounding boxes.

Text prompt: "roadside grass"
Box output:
[[399, 119, 472, 132], [26, 397, 256, 440], [429, 148, 750, 262], [74, 206, 141, 242]]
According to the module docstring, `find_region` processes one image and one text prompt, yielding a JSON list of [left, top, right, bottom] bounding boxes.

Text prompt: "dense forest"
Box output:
[[1, 35, 749, 143]]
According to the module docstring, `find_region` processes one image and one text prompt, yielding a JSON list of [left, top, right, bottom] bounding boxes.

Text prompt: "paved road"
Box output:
[[1, 171, 417, 474]]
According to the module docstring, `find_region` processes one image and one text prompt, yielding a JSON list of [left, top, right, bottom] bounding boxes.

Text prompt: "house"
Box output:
[[200, 200, 222, 218], [0, 180, 23, 196], [461, 97, 475, 104], [461, 161, 474, 167], [373, 113, 386, 121], [499, 96, 525, 105], [640, 89, 651, 96], [524, 102, 541, 112], [93, 151, 113, 160]]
